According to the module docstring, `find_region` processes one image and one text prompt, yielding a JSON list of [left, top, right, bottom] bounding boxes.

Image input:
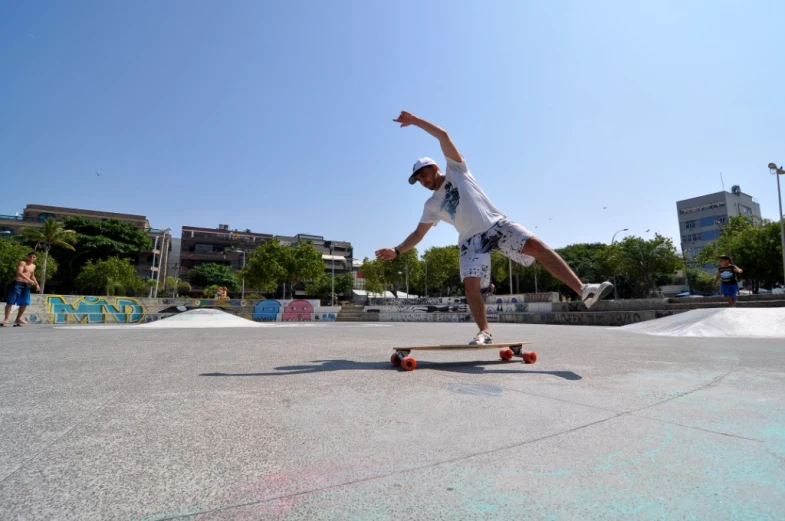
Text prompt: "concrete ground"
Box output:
[[0, 319, 783, 521]]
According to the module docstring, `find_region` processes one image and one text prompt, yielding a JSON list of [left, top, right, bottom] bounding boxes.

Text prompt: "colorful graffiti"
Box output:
[[254, 300, 282, 321], [251, 299, 336, 322], [46, 296, 146, 324], [283, 300, 314, 321]]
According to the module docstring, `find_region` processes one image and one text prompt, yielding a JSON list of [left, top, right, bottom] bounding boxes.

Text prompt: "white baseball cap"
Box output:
[[408, 157, 437, 185]]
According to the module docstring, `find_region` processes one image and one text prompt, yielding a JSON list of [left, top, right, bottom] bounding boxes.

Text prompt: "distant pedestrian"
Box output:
[[714, 255, 743, 307]]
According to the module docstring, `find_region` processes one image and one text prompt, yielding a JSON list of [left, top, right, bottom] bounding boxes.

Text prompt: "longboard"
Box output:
[[391, 341, 536, 371]]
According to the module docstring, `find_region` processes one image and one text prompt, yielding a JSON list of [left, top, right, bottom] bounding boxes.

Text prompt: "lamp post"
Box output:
[[331, 244, 335, 304], [508, 258, 512, 295], [154, 228, 171, 298], [424, 260, 427, 297], [611, 228, 629, 300], [230, 249, 246, 301], [149, 235, 159, 298], [405, 256, 409, 297], [240, 250, 246, 301], [768, 163, 785, 287]]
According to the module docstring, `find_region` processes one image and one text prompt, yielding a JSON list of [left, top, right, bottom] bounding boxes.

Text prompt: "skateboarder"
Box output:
[[713, 255, 743, 307], [2, 252, 40, 327], [375, 111, 613, 345]]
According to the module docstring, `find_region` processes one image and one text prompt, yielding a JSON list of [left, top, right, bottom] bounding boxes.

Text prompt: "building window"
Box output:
[[679, 201, 726, 214], [738, 205, 753, 216], [38, 213, 56, 222], [685, 220, 697, 230]]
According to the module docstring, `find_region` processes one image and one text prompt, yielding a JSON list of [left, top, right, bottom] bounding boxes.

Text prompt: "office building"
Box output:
[[676, 185, 761, 269]]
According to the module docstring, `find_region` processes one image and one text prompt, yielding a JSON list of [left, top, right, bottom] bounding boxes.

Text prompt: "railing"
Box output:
[[181, 250, 233, 257], [0, 215, 39, 223]]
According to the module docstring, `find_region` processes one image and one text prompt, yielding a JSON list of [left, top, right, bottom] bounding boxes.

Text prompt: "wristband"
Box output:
[[394, 247, 400, 257]]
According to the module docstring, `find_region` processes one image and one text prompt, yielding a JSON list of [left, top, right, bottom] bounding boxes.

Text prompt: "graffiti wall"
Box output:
[[46, 296, 146, 324], [364, 294, 555, 323], [23, 295, 339, 324]]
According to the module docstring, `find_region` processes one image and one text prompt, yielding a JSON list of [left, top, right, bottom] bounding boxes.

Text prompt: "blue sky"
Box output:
[[1, 0, 783, 261]]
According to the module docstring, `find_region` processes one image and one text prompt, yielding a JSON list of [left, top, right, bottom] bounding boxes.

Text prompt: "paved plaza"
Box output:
[[1, 316, 784, 520]]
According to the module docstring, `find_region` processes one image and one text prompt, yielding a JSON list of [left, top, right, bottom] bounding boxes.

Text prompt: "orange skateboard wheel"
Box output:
[[522, 351, 537, 364], [401, 357, 417, 371], [499, 348, 513, 361], [391, 353, 402, 367]]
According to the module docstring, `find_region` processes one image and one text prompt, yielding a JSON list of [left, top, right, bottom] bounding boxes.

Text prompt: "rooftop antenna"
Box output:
[[720, 172, 725, 191]]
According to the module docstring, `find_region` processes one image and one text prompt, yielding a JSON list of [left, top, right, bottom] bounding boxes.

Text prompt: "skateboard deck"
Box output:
[[391, 341, 536, 371]]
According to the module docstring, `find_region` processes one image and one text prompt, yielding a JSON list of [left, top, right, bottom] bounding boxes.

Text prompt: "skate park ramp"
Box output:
[[138, 308, 261, 328], [619, 308, 785, 338]]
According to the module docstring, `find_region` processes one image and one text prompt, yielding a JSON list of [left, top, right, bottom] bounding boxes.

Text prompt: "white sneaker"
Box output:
[[469, 331, 493, 345], [581, 282, 613, 309]]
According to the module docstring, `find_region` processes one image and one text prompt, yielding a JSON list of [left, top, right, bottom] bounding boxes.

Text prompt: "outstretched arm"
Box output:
[[375, 222, 433, 261], [734, 266, 743, 274], [393, 111, 462, 163]]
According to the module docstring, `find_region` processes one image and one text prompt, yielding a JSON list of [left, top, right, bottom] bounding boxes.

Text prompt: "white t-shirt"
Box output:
[[419, 156, 506, 244]]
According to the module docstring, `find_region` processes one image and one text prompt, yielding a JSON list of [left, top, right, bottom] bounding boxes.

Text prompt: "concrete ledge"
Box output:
[[498, 309, 686, 326]]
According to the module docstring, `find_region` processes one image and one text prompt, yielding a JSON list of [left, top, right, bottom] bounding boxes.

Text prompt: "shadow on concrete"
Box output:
[[200, 359, 581, 380]]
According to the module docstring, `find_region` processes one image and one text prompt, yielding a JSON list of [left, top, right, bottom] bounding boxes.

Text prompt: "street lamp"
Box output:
[[324, 241, 335, 305], [611, 228, 629, 300], [768, 162, 785, 287], [230, 249, 246, 301], [424, 259, 427, 297], [154, 228, 171, 298]]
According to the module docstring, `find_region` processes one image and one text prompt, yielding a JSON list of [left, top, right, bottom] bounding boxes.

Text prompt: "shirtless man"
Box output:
[[2, 252, 40, 327], [375, 111, 613, 344]]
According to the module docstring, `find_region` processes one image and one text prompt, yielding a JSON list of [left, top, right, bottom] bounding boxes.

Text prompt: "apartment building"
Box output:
[[0, 204, 171, 287], [178, 225, 353, 296]]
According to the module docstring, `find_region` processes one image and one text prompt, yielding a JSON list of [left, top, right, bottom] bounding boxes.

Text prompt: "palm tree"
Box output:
[[21, 218, 77, 294]]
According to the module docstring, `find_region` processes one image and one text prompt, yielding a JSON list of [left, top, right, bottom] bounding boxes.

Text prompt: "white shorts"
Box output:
[[459, 219, 535, 288]]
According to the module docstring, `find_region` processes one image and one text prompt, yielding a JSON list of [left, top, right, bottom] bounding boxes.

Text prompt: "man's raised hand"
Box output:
[[393, 111, 417, 128], [375, 248, 396, 261]]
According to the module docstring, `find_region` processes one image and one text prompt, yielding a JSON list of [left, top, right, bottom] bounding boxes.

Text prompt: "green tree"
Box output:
[[607, 234, 683, 298], [190, 263, 240, 291], [687, 268, 716, 295], [164, 276, 191, 297], [75, 257, 147, 296], [42, 217, 154, 292], [358, 258, 385, 295], [422, 246, 460, 296], [19, 218, 77, 293], [0, 237, 58, 286], [241, 239, 289, 294], [697, 216, 784, 292], [281, 242, 325, 297], [381, 248, 419, 296], [334, 272, 356, 295], [305, 272, 356, 299], [178, 281, 192, 296], [556, 243, 612, 286]]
